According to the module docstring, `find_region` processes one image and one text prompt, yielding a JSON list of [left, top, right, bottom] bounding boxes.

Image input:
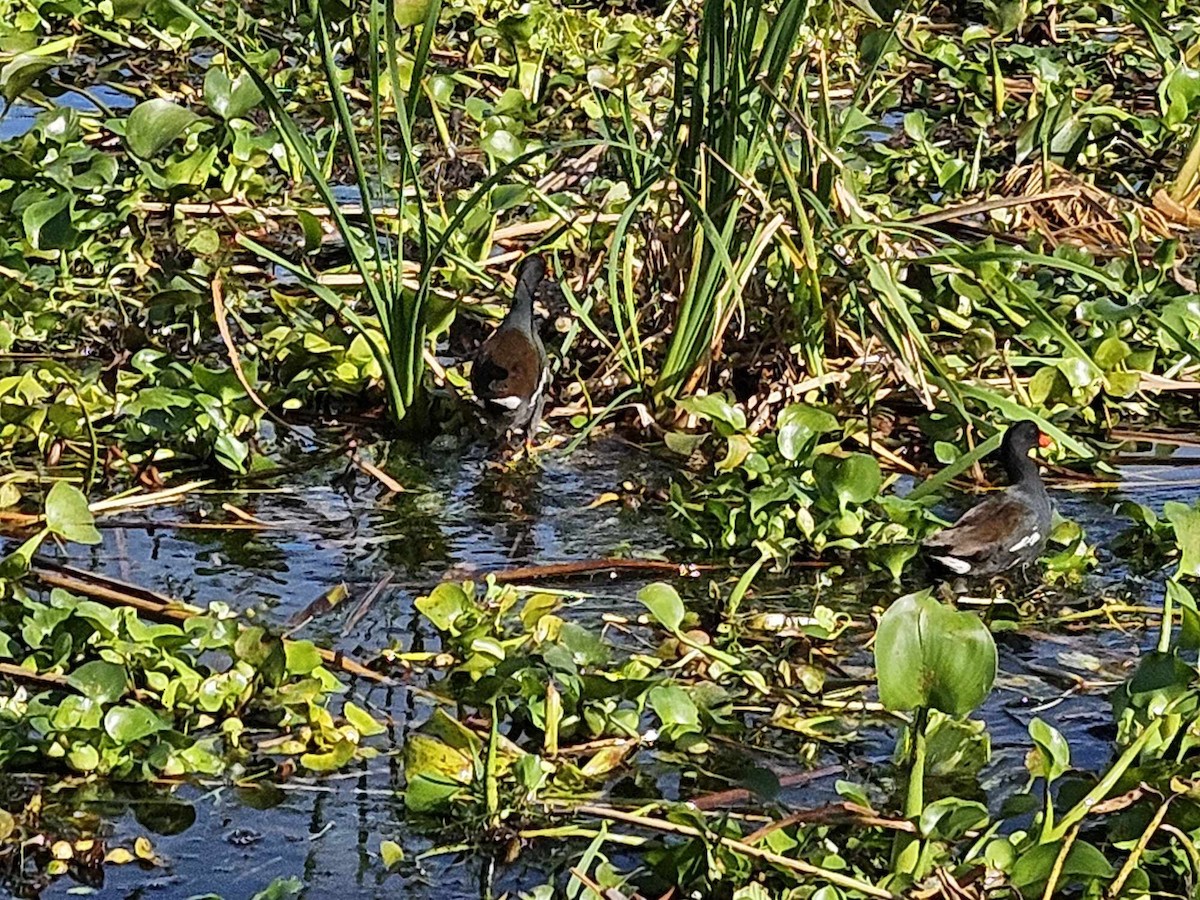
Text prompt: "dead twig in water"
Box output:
[[690, 765, 843, 811], [0, 662, 72, 691], [341, 573, 394, 637], [743, 801, 917, 845]]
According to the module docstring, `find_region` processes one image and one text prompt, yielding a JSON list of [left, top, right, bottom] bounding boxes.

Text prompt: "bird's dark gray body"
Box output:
[[923, 421, 1053, 578]]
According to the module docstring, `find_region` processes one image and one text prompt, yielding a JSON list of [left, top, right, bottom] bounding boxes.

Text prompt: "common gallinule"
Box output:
[[923, 421, 1054, 578], [471, 255, 549, 440]]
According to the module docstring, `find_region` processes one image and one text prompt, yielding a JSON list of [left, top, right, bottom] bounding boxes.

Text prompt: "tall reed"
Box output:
[[652, 0, 812, 405], [169, 0, 441, 427]]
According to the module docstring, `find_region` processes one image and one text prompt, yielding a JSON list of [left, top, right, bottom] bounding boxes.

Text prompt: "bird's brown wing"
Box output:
[[922, 493, 1028, 560], [472, 330, 540, 402]]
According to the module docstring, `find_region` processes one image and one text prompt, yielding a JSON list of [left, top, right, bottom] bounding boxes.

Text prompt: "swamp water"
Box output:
[[12, 438, 1193, 899]]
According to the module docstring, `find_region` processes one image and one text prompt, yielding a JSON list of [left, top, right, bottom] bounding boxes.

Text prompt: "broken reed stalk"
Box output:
[[484, 559, 718, 583], [570, 804, 899, 899], [29, 560, 389, 685], [0, 480, 211, 530], [479, 557, 827, 584], [0, 661, 72, 691]]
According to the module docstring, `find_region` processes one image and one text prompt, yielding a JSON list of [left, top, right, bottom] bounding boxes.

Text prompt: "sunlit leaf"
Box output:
[[480, 129, 523, 163], [301, 738, 356, 772], [203, 67, 262, 119], [380, 839, 404, 869], [104, 705, 168, 743], [814, 453, 882, 508], [126, 98, 200, 158], [638, 582, 685, 633], [648, 684, 699, 731], [1165, 501, 1200, 578], [875, 591, 996, 715], [344, 702, 386, 738], [1026, 717, 1070, 782], [44, 482, 100, 545], [394, 0, 432, 27], [285, 640, 322, 675], [777, 404, 838, 462], [67, 660, 127, 705], [678, 394, 747, 431], [416, 583, 472, 633]]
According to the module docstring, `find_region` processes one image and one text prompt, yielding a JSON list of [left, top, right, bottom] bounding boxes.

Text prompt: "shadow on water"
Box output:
[[25, 436, 1198, 899]]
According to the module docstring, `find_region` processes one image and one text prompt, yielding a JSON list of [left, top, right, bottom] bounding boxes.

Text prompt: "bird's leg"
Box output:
[[935, 580, 958, 603], [990, 575, 1013, 603]]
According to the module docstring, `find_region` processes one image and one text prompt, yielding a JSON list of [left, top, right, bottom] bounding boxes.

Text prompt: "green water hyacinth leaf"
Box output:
[[22, 193, 78, 251], [344, 702, 386, 738], [68, 660, 127, 705], [776, 403, 838, 462], [1164, 501, 1200, 577], [1010, 839, 1113, 892], [648, 684, 699, 735], [1027, 717, 1070, 782], [480, 129, 523, 163], [104, 704, 168, 743], [380, 840, 404, 869], [0, 52, 58, 105], [394, 0, 433, 27], [416, 582, 472, 633], [301, 738, 356, 772], [638, 582, 685, 632], [678, 394, 746, 432], [875, 591, 996, 715], [203, 67, 262, 120], [814, 453, 882, 507], [284, 640, 322, 675], [45, 482, 100, 545], [126, 98, 200, 158], [1159, 61, 1200, 128]]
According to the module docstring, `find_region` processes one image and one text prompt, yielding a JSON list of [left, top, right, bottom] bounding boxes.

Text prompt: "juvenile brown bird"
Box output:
[[470, 255, 549, 441]]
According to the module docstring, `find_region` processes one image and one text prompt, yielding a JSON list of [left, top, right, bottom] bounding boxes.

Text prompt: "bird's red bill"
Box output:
[[1038, 432, 1053, 448]]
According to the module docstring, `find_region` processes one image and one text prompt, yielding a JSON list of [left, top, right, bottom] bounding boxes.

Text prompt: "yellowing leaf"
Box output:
[[344, 701, 386, 738], [380, 839, 404, 868], [134, 836, 155, 860]]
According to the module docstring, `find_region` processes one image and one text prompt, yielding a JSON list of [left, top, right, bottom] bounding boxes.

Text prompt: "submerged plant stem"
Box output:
[[892, 706, 928, 877], [485, 700, 500, 828]]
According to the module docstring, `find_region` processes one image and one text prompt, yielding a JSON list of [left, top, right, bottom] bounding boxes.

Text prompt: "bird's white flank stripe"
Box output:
[[489, 395, 523, 410], [932, 555, 972, 574], [1008, 531, 1041, 553]]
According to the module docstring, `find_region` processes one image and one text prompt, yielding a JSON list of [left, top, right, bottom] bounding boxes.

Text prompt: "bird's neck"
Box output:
[[1004, 450, 1042, 489], [505, 291, 535, 332]]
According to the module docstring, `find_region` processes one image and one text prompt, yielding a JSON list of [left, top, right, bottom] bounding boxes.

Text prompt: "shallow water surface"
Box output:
[[22, 438, 1195, 900]]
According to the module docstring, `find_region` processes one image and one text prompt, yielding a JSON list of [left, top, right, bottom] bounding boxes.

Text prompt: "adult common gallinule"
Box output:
[[471, 255, 549, 440], [923, 421, 1054, 578]]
